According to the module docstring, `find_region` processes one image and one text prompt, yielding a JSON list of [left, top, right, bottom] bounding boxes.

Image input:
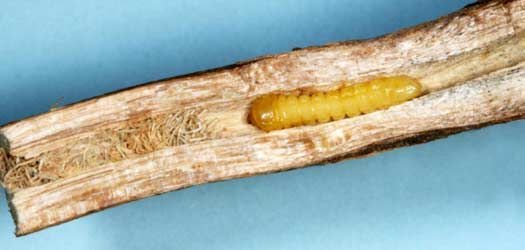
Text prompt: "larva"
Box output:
[[249, 75, 423, 131]]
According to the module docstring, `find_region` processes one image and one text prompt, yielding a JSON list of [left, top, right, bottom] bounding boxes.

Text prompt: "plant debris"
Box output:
[[0, 109, 214, 191]]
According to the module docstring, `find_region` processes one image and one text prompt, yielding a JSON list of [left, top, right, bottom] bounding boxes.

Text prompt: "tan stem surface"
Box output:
[[10, 62, 525, 235]]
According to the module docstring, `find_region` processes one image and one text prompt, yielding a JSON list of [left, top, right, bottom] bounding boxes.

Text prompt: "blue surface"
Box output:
[[1, 0, 524, 249]]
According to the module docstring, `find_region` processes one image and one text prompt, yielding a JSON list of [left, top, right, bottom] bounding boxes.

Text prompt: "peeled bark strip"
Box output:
[[1, 0, 525, 235]]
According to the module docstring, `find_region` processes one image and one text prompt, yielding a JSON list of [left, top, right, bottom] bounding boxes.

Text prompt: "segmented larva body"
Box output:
[[249, 76, 423, 131]]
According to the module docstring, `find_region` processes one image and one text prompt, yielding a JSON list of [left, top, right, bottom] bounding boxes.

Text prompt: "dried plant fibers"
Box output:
[[0, 110, 212, 191], [1, 0, 525, 236]]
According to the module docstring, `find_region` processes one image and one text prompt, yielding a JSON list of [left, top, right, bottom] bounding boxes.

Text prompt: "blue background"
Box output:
[[1, 0, 524, 249]]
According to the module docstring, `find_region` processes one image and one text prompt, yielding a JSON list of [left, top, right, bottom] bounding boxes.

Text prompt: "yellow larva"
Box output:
[[249, 75, 423, 131]]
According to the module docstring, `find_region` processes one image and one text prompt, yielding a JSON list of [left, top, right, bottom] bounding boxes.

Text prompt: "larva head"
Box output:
[[250, 94, 281, 132]]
